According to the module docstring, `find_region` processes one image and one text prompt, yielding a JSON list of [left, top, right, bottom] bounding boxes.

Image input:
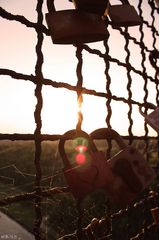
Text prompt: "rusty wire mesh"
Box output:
[[0, 0, 159, 239]]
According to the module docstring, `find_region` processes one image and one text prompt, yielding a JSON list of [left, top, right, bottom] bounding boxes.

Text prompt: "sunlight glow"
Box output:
[[0, 1, 158, 137]]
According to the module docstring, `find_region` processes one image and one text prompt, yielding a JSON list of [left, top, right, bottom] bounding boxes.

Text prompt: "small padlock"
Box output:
[[106, 0, 142, 27], [151, 207, 159, 225], [58, 129, 113, 198], [90, 128, 156, 205], [155, 0, 159, 8], [139, 103, 159, 133], [69, 0, 109, 15], [46, 0, 108, 44]]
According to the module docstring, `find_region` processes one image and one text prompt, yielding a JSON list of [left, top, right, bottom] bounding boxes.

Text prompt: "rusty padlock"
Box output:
[[139, 102, 159, 133], [45, 0, 108, 44], [90, 128, 156, 205], [58, 129, 113, 198], [105, 0, 142, 27], [151, 207, 159, 225], [69, 0, 109, 15]]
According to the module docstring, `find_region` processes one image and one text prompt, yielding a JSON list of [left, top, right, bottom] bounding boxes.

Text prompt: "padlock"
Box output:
[[69, 0, 109, 15], [90, 128, 156, 205], [58, 129, 114, 198], [45, 0, 108, 44], [155, 0, 159, 8], [139, 103, 159, 133], [105, 0, 142, 27], [151, 207, 159, 225]]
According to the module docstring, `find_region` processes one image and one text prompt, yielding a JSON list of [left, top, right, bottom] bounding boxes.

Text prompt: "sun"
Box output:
[[42, 87, 107, 135]]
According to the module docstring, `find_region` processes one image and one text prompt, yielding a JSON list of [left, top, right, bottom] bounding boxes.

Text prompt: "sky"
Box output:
[[0, 0, 159, 136]]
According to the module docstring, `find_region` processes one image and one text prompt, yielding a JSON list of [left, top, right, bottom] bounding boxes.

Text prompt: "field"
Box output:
[[0, 139, 158, 239]]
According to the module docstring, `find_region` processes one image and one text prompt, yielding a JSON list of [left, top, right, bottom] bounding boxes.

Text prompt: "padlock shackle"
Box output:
[[149, 50, 159, 73], [58, 129, 98, 168], [47, 0, 56, 12], [139, 102, 156, 118], [90, 128, 127, 149]]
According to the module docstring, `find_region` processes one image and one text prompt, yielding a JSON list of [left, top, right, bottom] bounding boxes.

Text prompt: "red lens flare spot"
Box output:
[[75, 153, 86, 165], [75, 145, 87, 152]]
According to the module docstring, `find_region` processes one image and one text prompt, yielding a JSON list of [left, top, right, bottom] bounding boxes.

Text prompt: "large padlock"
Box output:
[[69, 0, 109, 15], [58, 129, 114, 198], [105, 0, 142, 27], [139, 103, 159, 133], [90, 128, 156, 205], [45, 0, 108, 44]]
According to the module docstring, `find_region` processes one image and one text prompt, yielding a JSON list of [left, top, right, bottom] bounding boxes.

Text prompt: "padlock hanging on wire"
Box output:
[[45, 0, 109, 44], [68, 0, 109, 15], [90, 128, 156, 205], [58, 129, 114, 199], [104, 0, 142, 27], [139, 103, 159, 134]]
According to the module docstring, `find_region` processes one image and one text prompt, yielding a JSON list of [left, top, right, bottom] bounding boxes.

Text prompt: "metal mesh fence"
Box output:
[[0, 0, 159, 239]]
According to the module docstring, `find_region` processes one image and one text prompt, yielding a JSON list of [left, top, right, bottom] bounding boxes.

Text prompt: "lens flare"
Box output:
[[72, 137, 89, 166], [73, 137, 88, 148], [75, 145, 87, 152], [75, 153, 86, 165]]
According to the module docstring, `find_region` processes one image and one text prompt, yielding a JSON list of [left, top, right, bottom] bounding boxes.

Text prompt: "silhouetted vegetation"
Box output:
[[0, 139, 158, 239]]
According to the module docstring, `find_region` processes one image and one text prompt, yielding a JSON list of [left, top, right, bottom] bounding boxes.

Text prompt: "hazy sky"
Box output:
[[0, 0, 159, 136]]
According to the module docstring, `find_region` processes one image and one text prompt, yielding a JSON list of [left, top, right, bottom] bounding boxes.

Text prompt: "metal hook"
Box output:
[[139, 102, 156, 118], [90, 128, 127, 149]]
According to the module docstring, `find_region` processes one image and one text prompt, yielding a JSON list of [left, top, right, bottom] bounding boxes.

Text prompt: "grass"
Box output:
[[0, 139, 158, 239]]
